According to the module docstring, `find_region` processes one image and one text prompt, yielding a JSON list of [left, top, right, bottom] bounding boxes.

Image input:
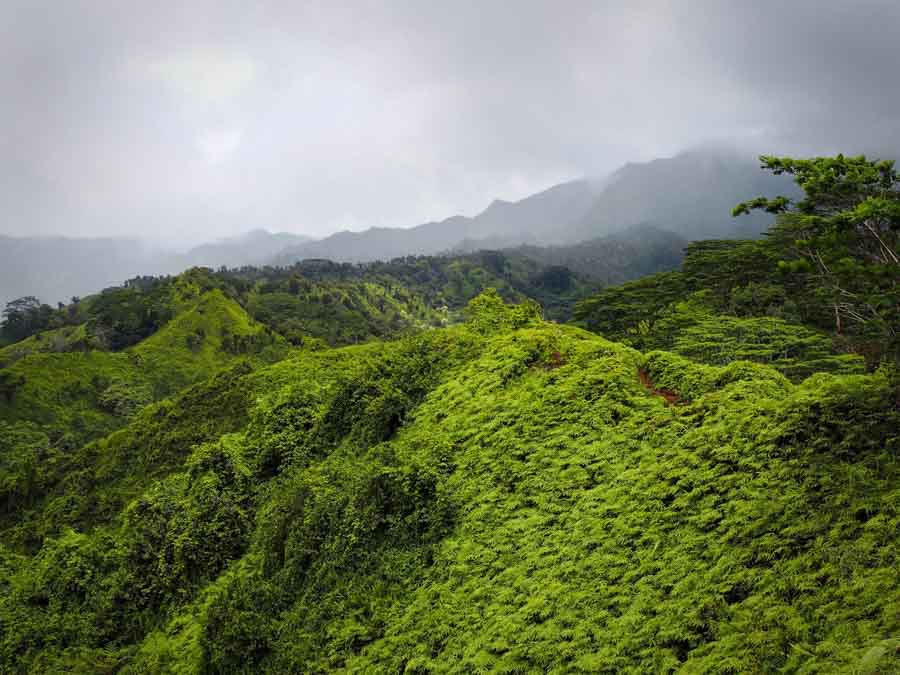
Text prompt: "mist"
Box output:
[[2, 0, 899, 246]]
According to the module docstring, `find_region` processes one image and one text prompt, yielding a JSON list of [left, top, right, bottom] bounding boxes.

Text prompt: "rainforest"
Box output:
[[0, 154, 897, 673]]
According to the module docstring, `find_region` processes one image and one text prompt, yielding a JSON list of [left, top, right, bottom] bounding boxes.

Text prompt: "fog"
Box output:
[[2, 0, 899, 245]]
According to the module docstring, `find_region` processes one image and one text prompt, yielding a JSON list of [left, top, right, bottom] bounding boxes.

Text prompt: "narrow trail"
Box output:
[[638, 368, 682, 405]]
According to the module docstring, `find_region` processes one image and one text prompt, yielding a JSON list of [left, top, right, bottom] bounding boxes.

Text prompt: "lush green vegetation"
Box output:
[[0, 278, 286, 460], [1, 293, 897, 672], [1, 250, 595, 352], [1, 155, 898, 672], [576, 155, 898, 374], [221, 250, 595, 332]]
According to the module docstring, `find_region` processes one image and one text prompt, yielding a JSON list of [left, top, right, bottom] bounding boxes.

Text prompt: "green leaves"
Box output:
[[465, 288, 543, 335], [736, 154, 899, 354], [732, 195, 791, 216], [1, 293, 898, 673]]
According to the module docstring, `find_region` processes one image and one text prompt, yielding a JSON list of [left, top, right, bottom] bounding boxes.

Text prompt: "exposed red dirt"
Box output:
[[638, 368, 682, 405]]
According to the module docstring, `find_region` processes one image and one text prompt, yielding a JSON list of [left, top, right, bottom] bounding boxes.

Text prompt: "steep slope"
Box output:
[[569, 147, 796, 243], [1, 296, 896, 673], [507, 223, 687, 282]]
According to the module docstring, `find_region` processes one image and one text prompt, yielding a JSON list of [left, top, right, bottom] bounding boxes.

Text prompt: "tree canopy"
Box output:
[[734, 154, 899, 350]]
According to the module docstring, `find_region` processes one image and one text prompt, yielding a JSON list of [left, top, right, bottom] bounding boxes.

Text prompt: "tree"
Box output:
[[734, 155, 899, 352], [1, 297, 54, 343], [87, 286, 173, 350]]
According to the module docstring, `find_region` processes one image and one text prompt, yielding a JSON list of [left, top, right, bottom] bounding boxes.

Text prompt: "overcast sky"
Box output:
[[2, 0, 899, 245]]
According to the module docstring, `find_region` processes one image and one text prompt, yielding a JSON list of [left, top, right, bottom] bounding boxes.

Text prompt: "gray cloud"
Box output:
[[2, 0, 899, 244]]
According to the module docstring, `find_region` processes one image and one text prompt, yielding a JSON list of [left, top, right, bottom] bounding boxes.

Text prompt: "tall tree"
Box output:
[[734, 155, 899, 350], [1, 297, 53, 343]]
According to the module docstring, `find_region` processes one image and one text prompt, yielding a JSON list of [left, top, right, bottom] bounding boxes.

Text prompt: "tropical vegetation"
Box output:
[[0, 155, 898, 673]]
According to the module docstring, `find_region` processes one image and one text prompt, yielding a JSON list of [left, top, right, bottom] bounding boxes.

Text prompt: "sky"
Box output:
[[2, 0, 899, 245]]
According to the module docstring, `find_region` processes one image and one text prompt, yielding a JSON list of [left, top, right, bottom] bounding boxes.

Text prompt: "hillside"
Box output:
[[0, 252, 596, 455], [0, 251, 596, 355], [1, 153, 898, 673], [0, 284, 285, 452], [224, 251, 596, 328], [0, 294, 897, 673], [568, 147, 797, 243]]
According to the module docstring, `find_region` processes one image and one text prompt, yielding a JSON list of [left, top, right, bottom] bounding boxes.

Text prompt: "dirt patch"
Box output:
[[638, 368, 682, 405], [544, 351, 566, 370]]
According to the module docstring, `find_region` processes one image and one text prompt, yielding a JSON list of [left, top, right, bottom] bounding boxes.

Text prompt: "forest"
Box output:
[[0, 155, 898, 673]]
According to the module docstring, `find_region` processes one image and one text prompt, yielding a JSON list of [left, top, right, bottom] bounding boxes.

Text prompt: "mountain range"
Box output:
[[1, 147, 792, 307], [273, 146, 791, 265]]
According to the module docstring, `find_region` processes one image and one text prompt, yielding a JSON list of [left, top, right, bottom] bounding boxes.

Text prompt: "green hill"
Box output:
[[0, 289, 283, 447], [1, 154, 898, 673], [1, 293, 897, 673]]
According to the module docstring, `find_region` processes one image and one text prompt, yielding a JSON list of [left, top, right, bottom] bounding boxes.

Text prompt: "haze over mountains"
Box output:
[[1, 147, 793, 307], [274, 146, 790, 265], [0, 230, 311, 308]]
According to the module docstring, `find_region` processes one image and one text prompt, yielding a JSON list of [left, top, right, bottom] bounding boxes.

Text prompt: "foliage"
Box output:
[[734, 154, 899, 355], [464, 287, 543, 334], [0, 324, 100, 368], [574, 270, 689, 346], [223, 250, 595, 336], [0, 370, 26, 403], [671, 314, 866, 380], [1, 252, 597, 356], [1, 154, 899, 672], [87, 281, 174, 350], [1, 297, 57, 343], [1, 294, 897, 672], [577, 155, 900, 372], [0, 288, 287, 498]]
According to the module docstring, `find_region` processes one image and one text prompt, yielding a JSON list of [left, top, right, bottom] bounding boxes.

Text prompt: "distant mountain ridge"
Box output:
[[568, 146, 795, 242], [1, 146, 797, 307], [273, 147, 794, 266], [180, 229, 312, 269], [272, 180, 598, 265], [0, 230, 312, 307]]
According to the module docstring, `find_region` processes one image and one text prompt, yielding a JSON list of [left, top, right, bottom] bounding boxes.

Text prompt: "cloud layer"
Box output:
[[2, 0, 899, 243]]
